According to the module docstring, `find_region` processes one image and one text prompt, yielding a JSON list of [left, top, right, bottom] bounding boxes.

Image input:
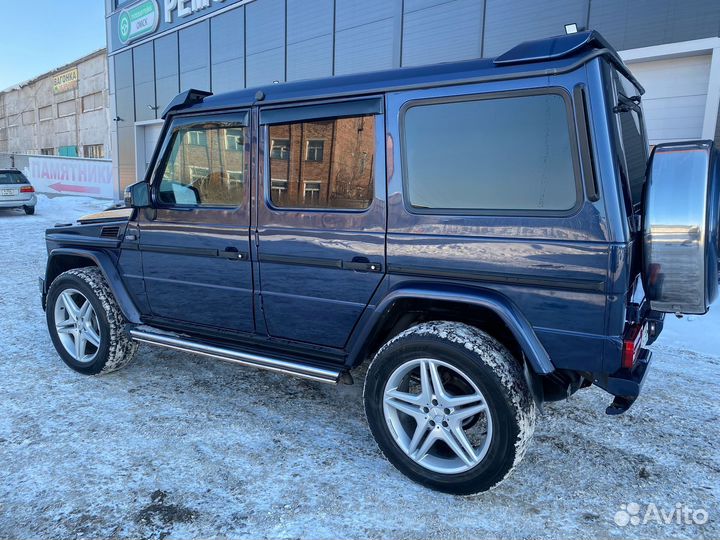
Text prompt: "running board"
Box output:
[[129, 328, 342, 384]]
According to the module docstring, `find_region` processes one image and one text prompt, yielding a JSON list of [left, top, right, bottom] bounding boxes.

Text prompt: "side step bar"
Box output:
[[129, 328, 342, 384]]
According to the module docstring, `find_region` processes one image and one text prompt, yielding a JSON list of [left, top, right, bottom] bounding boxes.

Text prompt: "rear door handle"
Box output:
[[219, 247, 248, 261], [343, 259, 382, 272]]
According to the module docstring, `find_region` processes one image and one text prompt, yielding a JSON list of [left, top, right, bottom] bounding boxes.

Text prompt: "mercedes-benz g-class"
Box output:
[[40, 31, 719, 494]]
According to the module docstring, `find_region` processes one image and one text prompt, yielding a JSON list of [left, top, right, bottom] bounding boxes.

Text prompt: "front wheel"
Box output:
[[46, 267, 138, 375], [363, 321, 536, 495]]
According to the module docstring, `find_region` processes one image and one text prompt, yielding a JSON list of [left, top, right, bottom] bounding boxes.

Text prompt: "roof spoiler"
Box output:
[[161, 89, 213, 119], [494, 30, 644, 94]]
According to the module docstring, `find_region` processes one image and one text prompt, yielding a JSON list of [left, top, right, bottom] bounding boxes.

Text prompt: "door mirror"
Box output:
[[124, 181, 150, 208], [158, 181, 201, 206]]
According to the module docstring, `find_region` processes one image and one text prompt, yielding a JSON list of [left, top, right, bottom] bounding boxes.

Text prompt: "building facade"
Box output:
[[0, 49, 111, 159], [105, 0, 720, 197]]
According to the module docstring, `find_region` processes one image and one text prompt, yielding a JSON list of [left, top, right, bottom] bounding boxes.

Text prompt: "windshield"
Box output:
[[611, 69, 648, 212], [0, 171, 29, 185]]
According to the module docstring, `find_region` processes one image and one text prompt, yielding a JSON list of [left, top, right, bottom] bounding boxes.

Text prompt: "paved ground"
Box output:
[[0, 196, 718, 539]]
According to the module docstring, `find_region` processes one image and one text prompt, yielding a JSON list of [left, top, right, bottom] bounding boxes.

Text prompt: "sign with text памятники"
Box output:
[[23, 157, 114, 199]]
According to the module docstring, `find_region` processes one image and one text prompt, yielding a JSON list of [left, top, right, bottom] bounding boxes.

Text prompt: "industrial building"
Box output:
[[104, 0, 720, 198], [0, 49, 111, 159]]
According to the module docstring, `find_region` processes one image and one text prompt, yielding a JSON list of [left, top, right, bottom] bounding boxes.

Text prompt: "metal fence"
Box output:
[[0, 153, 114, 199]]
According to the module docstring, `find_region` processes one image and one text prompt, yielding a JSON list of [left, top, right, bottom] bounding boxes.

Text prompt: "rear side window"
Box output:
[[0, 171, 29, 185], [267, 115, 375, 210], [402, 93, 579, 213]]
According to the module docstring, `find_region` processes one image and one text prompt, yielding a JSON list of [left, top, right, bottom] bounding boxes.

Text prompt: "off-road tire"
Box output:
[[23, 205, 35, 215], [46, 267, 138, 375], [363, 321, 536, 495]]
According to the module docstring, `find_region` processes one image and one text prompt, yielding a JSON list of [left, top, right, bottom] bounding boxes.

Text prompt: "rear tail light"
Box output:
[[622, 324, 644, 369], [20, 185, 34, 193]]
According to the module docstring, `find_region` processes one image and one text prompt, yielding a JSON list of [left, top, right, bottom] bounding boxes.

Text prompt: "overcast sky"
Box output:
[[0, 0, 106, 91]]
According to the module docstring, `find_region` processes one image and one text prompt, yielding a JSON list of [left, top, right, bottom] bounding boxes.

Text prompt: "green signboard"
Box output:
[[118, 0, 160, 45]]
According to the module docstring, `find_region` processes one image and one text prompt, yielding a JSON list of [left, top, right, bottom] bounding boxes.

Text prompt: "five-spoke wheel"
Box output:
[[46, 267, 137, 375], [364, 321, 536, 495], [54, 288, 102, 363], [383, 358, 492, 474]]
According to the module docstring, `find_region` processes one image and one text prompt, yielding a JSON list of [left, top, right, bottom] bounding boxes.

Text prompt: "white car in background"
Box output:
[[0, 169, 37, 215]]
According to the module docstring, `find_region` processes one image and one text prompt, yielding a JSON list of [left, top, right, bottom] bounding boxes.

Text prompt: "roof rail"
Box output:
[[161, 89, 213, 119]]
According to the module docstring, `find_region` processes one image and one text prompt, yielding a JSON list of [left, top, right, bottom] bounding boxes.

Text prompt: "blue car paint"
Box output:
[[42, 31, 651, 401]]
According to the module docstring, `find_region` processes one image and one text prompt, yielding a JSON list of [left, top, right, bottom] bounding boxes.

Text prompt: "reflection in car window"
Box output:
[[403, 93, 578, 212], [158, 123, 245, 207], [268, 115, 375, 210]]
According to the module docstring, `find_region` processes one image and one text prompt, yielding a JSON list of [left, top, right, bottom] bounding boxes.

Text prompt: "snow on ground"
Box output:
[[0, 195, 718, 539]]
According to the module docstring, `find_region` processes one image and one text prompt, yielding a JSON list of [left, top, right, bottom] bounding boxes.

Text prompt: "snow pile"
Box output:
[[0, 195, 718, 539]]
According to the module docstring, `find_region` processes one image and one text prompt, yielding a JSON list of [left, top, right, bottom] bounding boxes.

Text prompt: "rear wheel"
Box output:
[[23, 205, 35, 215], [46, 267, 137, 375], [363, 321, 535, 494]]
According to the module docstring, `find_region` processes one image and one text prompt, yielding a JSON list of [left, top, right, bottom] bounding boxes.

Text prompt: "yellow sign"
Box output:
[[53, 68, 79, 94]]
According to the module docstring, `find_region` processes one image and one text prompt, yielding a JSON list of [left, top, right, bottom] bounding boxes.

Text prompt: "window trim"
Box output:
[[150, 112, 249, 211], [398, 87, 585, 218]]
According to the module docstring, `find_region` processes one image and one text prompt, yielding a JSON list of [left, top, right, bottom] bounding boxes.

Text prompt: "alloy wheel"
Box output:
[[382, 358, 493, 474], [53, 288, 102, 363]]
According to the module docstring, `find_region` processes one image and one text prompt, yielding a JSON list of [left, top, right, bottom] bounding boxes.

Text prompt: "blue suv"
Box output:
[[41, 31, 719, 494]]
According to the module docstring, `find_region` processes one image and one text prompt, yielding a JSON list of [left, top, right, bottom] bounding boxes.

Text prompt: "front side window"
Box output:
[[402, 92, 578, 212], [268, 115, 375, 209], [157, 122, 246, 207]]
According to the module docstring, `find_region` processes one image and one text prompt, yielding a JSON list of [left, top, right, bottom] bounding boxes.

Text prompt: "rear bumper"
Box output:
[[605, 348, 652, 398], [596, 348, 652, 415], [0, 194, 36, 208]]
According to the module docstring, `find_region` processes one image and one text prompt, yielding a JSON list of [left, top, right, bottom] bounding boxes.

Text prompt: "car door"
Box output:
[[136, 111, 255, 334], [255, 98, 386, 348]]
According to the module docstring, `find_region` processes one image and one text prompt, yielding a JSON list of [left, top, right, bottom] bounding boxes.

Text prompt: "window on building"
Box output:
[[305, 140, 324, 162], [41, 148, 54, 156], [270, 138, 290, 160], [225, 129, 244, 151], [82, 92, 104, 113], [57, 100, 76, 118], [58, 146, 78, 157], [38, 105, 53, 122], [227, 170, 244, 184], [303, 181, 321, 203], [402, 93, 578, 212], [189, 166, 211, 182], [83, 144, 105, 159], [0, 128, 8, 141], [270, 179, 289, 204], [187, 130, 208, 146], [268, 115, 375, 209], [22, 110, 35, 125], [157, 123, 246, 207]]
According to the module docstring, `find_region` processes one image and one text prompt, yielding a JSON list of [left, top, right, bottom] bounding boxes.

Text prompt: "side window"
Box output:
[[267, 115, 375, 210], [402, 93, 578, 213], [157, 122, 246, 207]]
